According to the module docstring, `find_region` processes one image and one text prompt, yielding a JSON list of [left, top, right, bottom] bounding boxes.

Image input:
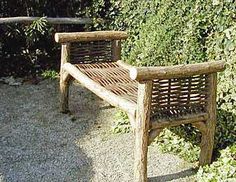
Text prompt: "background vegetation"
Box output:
[[0, 0, 114, 77], [1, 0, 235, 181]]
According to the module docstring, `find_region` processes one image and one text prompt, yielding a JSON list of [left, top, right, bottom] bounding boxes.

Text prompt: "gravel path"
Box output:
[[0, 79, 196, 182]]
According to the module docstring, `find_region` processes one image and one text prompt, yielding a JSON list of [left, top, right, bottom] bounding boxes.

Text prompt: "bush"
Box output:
[[197, 145, 236, 181], [41, 70, 58, 79], [112, 110, 131, 134], [128, 0, 206, 66], [0, 0, 116, 77]]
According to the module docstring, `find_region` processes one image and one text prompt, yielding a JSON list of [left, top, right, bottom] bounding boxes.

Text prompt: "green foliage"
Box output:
[[155, 129, 200, 162], [41, 70, 58, 79], [197, 144, 236, 182], [128, 0, 206, 66], [112, 110, 131, 134], [0, 0, 116, 77], [111, 0, 160, 60], [25, 17, 49, 45]]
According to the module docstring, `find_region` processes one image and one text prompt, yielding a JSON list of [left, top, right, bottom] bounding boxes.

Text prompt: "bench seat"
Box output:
[[76, 62, 138, 104]]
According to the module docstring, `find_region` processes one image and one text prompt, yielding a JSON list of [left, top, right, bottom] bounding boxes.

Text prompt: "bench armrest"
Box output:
[[129, 61, 226, 81]]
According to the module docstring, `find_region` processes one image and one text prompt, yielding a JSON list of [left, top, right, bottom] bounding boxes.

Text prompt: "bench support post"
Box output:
[[134, 81, 152, 182], [60, 43, 71, 113], [111, 40, 121, 61], [199, 73, 217, 166]]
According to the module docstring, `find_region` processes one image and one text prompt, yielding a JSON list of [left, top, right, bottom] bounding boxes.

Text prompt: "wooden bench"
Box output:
[[55, 31, 225, 182]]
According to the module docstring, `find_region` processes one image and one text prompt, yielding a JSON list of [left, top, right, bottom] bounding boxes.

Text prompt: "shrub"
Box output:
[[197, 145, 236, 181], [112, 110, 131, 134], [0, 0, 116, 77], [41, 70, 58, 79]]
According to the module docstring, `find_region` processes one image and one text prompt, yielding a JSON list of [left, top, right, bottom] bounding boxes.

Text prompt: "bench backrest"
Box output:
[[70, 41, 113, 64], [55, 31, 128, 64]]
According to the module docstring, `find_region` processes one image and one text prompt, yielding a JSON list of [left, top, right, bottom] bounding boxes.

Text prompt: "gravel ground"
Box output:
[[0, 79, 197, 182]]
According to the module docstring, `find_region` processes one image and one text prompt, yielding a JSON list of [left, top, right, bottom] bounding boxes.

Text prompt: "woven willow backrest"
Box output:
[[150, 74, 209, 121], [70, 41, 113, 64]]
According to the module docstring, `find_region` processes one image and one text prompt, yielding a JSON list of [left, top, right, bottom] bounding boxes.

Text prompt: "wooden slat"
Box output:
[[150, 113, 209, 129], [76, 62, 138, 104], [63, 63, 136, 116]]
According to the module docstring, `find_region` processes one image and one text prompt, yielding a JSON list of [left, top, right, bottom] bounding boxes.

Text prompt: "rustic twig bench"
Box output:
[[55, 31, 225, 182]]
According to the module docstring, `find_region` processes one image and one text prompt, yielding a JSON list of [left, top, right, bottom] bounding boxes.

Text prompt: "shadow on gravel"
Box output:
[[0, 81, 102, 181], [148, 168, 195, 182]]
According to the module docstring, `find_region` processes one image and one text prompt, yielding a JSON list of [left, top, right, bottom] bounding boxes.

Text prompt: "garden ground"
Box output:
[[0, 79, 197, 181]]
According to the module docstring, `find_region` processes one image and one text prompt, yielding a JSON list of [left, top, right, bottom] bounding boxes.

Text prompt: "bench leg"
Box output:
[[199, 119, 215, 166], [134, 127, 148, 182], [199, 73, 217, 166], [134, 81, 152, 182], [60, 71, 71, 113]]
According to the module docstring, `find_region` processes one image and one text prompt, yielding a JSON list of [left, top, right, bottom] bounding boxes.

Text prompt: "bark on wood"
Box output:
[[0, 17, 92, 24], [127, 113, 136, 130], [148, 128, 163, 145], [55, 31, 128, 43], [151, 113, 208, 129], [60, 43, 71, 113], [130, 61, 225, 81], [199, 73, 217, 166], [63, 63, 136, 116], [111, 40, 121, 61], [134, 81, 153, 182], [117, 60, 134, 70], [192, 121, 207, 134]]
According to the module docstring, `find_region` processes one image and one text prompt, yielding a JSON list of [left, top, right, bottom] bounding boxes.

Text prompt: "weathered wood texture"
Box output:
[[199, 73, 217, 166], [111, 40, 121, 61], [192, 121, 207, 135], [134, 81, 153, 182], [63, 63, 136, 116], [151, 113, 208, 129], [150, 75, 209, 121], [148, 128, 163, 145], [130, 61, 225, 81], [0, 16, 92, 24], [55, 31, 128, 43], [70, 40, 113, 64], [75, 62, 137, 104], [117, 60, 134, 70], [60, 43, 71, 113]]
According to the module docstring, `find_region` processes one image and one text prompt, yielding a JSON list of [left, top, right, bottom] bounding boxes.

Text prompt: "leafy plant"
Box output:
[[197, 144, 236, 181], [112, 110, 131, 134], [25, 17, 49, 45], [0, 0, 116, 77], [41, 70, 58, 79]]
